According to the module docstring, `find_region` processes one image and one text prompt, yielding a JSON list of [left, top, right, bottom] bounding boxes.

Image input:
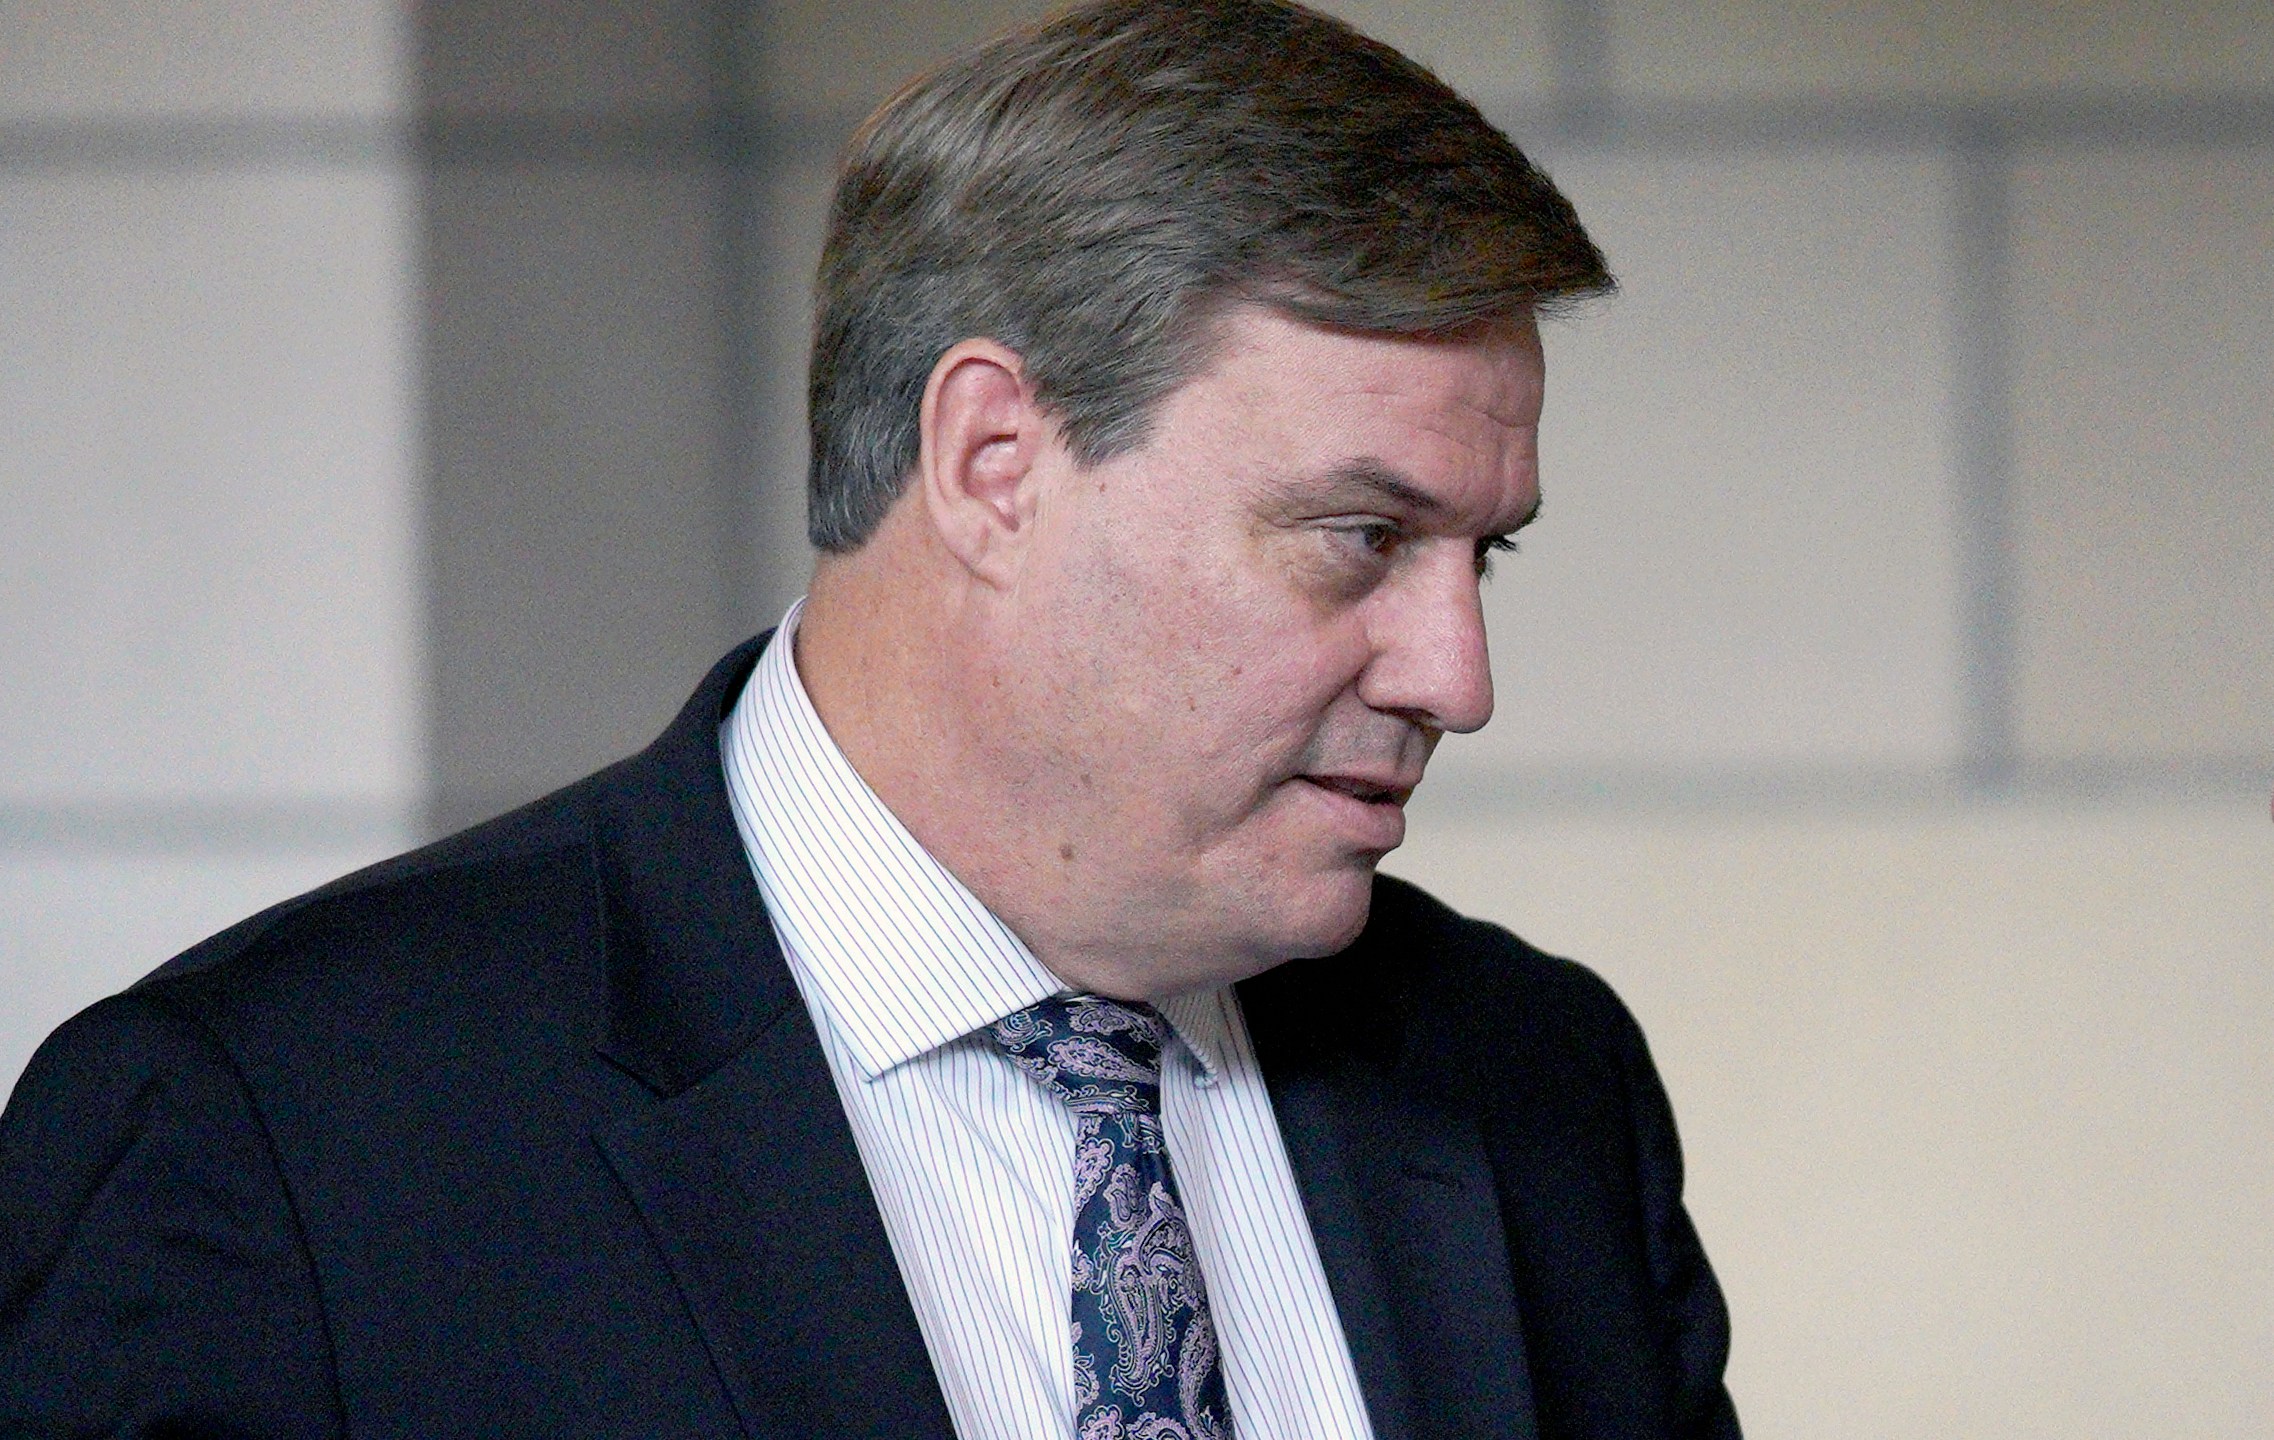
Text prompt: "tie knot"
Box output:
[[989, 994, 1167, 1117]]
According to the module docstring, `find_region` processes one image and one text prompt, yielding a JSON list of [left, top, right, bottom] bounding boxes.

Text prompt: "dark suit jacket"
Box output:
[[0, 634, 1737, 1439]]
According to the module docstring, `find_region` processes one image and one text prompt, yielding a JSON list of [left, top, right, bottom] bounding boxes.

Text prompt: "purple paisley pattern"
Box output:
[[992, 996, 1233, 1440]]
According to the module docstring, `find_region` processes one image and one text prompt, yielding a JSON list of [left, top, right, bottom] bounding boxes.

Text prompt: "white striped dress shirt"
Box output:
[[718, 602, 1378, 1440]]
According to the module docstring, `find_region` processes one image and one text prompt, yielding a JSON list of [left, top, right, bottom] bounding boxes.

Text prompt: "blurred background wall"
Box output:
[[3, 1, 2268, 1433]]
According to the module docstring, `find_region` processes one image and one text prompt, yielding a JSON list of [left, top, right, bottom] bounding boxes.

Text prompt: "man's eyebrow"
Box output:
[[1294, 459, 1544, 536], [1305, 459, 1450, 517]]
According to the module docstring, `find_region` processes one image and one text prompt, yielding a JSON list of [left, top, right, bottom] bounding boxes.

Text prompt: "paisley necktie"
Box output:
[[991, 994, 1234, 1440]]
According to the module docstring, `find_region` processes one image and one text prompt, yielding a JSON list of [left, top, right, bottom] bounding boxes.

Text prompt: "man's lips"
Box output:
[[1293, 773, 1416, 851], [1298, 773, 1417, 807]]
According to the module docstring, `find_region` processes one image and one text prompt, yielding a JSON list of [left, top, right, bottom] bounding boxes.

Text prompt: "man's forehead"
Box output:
[[1207, 309, 1541, 415]]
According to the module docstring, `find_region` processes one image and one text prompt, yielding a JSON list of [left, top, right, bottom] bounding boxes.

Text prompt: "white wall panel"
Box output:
[[0, 0, 404, 122], [1389, 799, 2274, 1439], [0, 168, 421, 806], [1438, 149, 1962, 780], [1606, 0, 2274, 104], [2011, 145, 2274, 763]]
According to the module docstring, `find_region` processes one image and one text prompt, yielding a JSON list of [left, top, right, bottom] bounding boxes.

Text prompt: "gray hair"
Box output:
[[807, 0, 1612, 552]]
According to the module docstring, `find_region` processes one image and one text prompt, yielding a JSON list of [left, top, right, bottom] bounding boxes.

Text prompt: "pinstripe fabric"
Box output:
[[719, 603, 1377, 1440]]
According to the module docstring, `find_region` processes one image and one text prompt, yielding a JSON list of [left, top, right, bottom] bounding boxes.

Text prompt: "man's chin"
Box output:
[[1260, 867, 1378, 963]]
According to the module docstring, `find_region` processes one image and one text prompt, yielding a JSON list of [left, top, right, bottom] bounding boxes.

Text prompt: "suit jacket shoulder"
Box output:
[[0, 641, 788, 1438]]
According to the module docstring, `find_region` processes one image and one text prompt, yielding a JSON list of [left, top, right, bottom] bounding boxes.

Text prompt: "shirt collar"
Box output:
[[1157, 989, 1232, 1083]]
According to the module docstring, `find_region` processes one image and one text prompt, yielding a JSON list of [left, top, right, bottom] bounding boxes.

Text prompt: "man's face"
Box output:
[[989, 305, 1546, 994]]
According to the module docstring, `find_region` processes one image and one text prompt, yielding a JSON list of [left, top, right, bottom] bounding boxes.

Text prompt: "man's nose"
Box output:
[[1357, 557, 1496, 735]]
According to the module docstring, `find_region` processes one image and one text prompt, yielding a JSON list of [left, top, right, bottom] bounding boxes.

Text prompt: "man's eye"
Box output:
[[1333, 521, 1402, 557], [1475, 535, 1519, 578]]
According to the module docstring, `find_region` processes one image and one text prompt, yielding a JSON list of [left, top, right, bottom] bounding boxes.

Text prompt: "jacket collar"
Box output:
[[580, 631, 958, 1440], [587, 631, 793, 1097]]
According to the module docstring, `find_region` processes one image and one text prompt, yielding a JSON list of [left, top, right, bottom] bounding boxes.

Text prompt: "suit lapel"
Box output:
[[594, 1000, 955, 1440], [1245, 951, 1542, 1440], [581, 635, 955, 1440]]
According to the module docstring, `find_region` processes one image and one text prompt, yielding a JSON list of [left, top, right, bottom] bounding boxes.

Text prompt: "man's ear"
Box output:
[[917, 338, 1050, 585]]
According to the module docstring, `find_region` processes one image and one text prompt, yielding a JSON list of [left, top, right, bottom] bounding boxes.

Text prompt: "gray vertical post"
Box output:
[[715, 0, 766, 643], [1951, 114, 2020, 792], [415, 1, 741, 837]]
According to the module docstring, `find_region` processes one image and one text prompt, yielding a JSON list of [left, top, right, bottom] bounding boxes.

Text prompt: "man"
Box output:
[[0, 1, 1737, 1436]]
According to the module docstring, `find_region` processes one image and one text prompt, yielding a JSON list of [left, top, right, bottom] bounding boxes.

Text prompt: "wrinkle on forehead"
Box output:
[[1328, 332, 1543, 428]]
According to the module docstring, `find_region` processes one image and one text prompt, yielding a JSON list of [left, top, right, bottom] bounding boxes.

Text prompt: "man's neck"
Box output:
[[793, 555, 1237, 1002]]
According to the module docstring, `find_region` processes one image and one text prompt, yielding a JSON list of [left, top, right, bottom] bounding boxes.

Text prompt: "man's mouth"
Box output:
[[1300, 774, 1416, 807]]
